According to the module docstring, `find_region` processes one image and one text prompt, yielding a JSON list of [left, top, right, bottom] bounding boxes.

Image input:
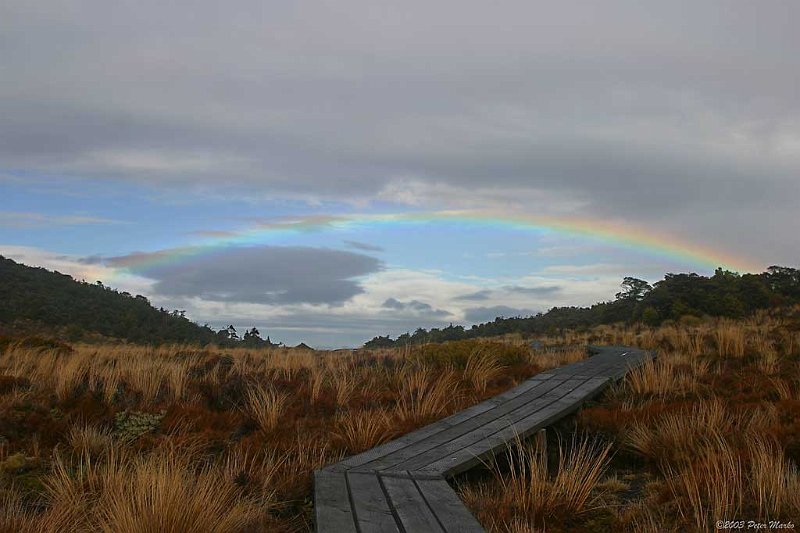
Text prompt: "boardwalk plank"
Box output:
[[347, 472, 400, 533], [353, 375, 572, 472], [314, 470, 357, 533], [414, 478, 484, 533], [380, 474, 444, 532], [336, 373, 558, 471], [418, 377, 609, 476], [394, 377, 590, 473]]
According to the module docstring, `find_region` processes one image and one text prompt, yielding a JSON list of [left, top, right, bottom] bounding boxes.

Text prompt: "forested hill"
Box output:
[[0, 256, 273, 346], [365, 266, 800, 348]]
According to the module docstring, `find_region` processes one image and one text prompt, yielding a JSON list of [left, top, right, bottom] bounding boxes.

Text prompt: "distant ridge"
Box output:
[[0, 255, 268, 346], [365, 266, 800, 348]]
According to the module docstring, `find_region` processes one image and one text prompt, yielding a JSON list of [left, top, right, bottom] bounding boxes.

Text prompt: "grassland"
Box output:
[[2, 308, 799, 532], [460, 307, 800, 532], [0, 332, 589, 532]]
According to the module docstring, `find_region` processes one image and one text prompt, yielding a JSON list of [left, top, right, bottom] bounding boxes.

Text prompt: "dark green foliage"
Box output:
[[0, 256, 276, 346], [365, 266, 800, 348]]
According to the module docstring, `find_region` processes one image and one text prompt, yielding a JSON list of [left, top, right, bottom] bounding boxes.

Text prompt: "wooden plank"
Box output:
[[391, 377, 590, 473], [353, 375, 573, 472], [346, 375, 568, 472], [414, 477, 484, 533], [346, 471, 401, 533], [314, 470, 357, 533], [380, 474, 444, 532], [337, 373, 558, 471], [402, 377, 599, 475], [562, 349, 640, 380], [419, 376, 609, 476]]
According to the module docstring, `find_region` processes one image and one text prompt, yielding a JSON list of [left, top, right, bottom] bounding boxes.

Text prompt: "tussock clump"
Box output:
[[41, 447, 263, 533], [332, 409, 393, 453], [69, 423, 113, 458], [461, 434, 612, 527], [463, 349, 504, 394], [244, 387, 288, 432], [395, 365, 458, 423]]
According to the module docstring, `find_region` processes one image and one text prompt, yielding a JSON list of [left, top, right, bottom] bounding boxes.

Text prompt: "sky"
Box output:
[[1, 1, 798, 348]]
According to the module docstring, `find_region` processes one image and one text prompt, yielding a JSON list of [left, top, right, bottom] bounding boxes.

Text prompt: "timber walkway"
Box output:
[[314, 345, 653, 532]]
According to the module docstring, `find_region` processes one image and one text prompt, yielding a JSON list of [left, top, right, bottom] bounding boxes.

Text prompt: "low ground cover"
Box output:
[[461, 307, 800, 531], [0, 334, 583, 531]]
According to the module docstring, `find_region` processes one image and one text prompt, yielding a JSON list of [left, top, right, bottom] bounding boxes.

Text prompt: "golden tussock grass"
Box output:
[[0, 492, 39, 533], [464, 310, 800, 531], [42, 447, 263, 533], [332, 409, 393, 453], [68, 423, 114, 459], [620, 357, 697, 403], [395, 365, 458, 423], [528, 346, 586, 370], [327, 367, 356, 407], [461, 434, 613, 528], [714, 321, 747, 358], [244, 387, 288, 432], [660, 434, 800, 530], [0, 336, 550, 530], [463, 349, 505, 394]]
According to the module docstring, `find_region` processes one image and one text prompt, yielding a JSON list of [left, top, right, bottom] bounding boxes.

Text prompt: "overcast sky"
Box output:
[[2, 1, 798, 347]]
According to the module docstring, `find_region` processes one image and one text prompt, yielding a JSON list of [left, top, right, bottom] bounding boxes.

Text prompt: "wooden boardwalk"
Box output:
[[314, 345, 653, 532]]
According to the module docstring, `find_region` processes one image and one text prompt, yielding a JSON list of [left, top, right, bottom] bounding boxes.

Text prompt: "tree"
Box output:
[[615, 277, 652, 301], [641, 306, 660, 326], [766, 266, 800, 300]]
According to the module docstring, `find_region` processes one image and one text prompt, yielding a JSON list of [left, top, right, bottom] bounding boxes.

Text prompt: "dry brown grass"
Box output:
[[619, 357, 697, 403], [528, 346, 585, 370], [461, 434, 613, 528], [464, 310, 800, 531], [663, 435, 745, 531], [39, 447, 263, 533], [332, 409, 393, 453], [68, 423, 114, 459], [0, 492, 39, 533], [0, 336, 550, 530], [244, 386, 288, 432], [714, 321, 747, 358], [463, 349, 505, 394], [395, 365, 458, 423]]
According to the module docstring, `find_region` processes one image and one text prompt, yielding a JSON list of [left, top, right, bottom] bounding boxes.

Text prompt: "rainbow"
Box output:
[[110, 209, 762, 274]]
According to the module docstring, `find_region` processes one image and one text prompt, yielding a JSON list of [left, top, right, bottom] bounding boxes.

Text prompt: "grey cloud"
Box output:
[[343, 240, 384, 252], [0, 211, 121, 228], [464, 306, 537, 324], [382, 298, 451, 317], [504, 285, 562, 296], [106, 245, 382, 305], [453, 290, 492, 301], [2, 2, 800, 262]]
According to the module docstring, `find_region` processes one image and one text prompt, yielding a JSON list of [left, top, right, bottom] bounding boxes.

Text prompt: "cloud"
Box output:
[[106, 245, 383, 305], [343, 240, 384, 252], [0, 211, 121, 228], [2, 2, 799, 264], [381, 298, 451, 317], [453, 289, 492, 301], [464, 305, 538, 324], [504, 285, 562, 296]]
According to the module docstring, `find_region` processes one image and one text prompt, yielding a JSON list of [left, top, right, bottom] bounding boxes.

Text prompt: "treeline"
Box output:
[[365, 266, 800, 348], [0, 256, 278, 346]]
